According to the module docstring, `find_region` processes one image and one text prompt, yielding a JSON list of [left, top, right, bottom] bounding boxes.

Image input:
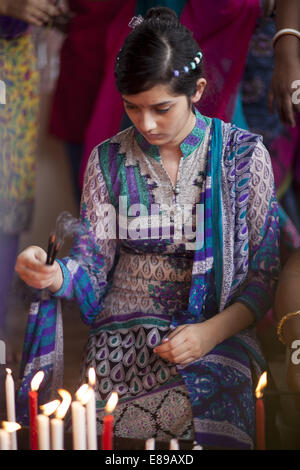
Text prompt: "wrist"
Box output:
[[48, 261, 63, 293], [274, 35, 300, 60], [277, 311, 300, 345]]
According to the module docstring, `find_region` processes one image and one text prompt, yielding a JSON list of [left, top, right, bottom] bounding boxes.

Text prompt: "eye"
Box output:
[[125, 104, 137, 110], [156, 107, 170, 114]]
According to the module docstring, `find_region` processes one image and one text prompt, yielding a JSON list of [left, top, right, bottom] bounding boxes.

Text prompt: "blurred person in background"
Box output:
[[0, 0, 65, 362]]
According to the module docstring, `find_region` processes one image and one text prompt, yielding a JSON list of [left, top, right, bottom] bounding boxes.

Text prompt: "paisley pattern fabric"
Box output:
[[0, 33, 39, 233], [16, 111, 280, 450]]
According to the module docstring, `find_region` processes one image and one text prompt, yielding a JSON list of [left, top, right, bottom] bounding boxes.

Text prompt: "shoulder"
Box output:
[[95, 126, 135, 155], [220, 120, 263, 150]]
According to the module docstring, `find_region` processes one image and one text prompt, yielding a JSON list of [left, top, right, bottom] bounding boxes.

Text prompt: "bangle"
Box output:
[[273, 28, 300, 48], [277, 310, 300, 345]]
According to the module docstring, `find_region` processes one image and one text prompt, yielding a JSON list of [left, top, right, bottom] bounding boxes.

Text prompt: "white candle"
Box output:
[[87, 368, 97, 450], [0, 429, 9, 450], [192, 441, 203, 450], [169, 438, 179, 450], [5, 368, 17, 450], [2, 421, 21, 450], [145, 438, 155, 450], [37, 414, 50, 450], [51, 389, 71, 450], [51, 418, 64, 450], [86, 388, 97, 450], [71, 401, 87, 450]]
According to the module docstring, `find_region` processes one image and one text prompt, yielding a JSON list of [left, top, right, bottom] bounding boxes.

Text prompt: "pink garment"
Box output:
[[80, 0, 262, 186], [50, 0, 135, 144], [181, 0, 262, 121], [78, 0, 135, 186]]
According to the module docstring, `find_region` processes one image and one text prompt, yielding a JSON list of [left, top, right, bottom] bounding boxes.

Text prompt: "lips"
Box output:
[[144, 133, 164, 140]]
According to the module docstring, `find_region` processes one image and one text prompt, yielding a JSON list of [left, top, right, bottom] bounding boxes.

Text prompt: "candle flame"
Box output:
[[75, 383, 92, 405], [88, 367, 96, 387], [105, 392, 118, 413], [40, 400, 60, 417], [5, 368, 12, 375], [255, 371, 267, 399], [31, 371, 45, 391], [2, 421, 21, 433], [56, 389, 72, 419]]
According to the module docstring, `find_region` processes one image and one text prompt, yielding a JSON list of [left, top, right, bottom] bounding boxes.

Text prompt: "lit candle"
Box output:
[[51, 389, 72, 450], [192, 441, 203, 450], [101, 392, 118, 450], [71, 401, 86, 450], [0, 429, 9, 450], [5, 368, 17, 450], [87, 368, 97, 450], [145, 438, 155, 450], [255, 371, 267, 450], [29, 371, 44, 450], [169, 438, 179, 450], [38, 400, 60, 450], [2, 422, 21, 450], [37, 414, 50, 450]]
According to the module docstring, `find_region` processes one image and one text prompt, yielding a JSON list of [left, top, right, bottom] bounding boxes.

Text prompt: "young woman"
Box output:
[[15, 7, 280, 450]]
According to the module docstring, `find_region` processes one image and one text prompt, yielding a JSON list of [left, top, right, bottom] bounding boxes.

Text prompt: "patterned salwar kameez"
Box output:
[[17, 110, 280, 449]]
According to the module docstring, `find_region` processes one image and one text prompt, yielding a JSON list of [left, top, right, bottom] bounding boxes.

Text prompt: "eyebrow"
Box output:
[[122, 98, 173, 106]]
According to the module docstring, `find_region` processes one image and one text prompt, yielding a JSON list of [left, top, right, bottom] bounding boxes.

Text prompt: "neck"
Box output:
[[160, 109, 196, 154]]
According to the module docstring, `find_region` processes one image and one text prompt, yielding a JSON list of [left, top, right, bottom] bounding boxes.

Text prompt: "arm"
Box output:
[[15, 146, 117, 323], [53, 146, 117, 305], [233, 140, 280, 321], [268, 0, 300, 126], [155, 141, 280, 365], [275, 248, 300, 407], [154, 302, 255, 365]]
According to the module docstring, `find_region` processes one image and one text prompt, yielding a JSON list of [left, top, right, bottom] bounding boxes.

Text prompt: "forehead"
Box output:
[[122, 83, 183, 106]]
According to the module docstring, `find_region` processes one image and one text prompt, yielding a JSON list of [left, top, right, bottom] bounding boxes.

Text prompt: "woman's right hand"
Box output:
[[15, 245, 63, 293], [0, 0, 63, 26]]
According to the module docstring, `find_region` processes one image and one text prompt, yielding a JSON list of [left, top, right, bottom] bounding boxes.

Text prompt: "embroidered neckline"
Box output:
[[133, 108, 212, 161]]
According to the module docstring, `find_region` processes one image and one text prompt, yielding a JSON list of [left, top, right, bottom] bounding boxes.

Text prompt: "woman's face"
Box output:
[[122, 81, 206, 149]]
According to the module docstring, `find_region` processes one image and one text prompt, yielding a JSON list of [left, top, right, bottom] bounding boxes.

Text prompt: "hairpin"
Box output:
[[128, 15, 144, 29], [173, 51, 203, 77]]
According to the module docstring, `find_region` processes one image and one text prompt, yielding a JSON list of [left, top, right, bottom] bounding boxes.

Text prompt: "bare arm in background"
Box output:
[[275, 248, 300, 409], [0, 0, 65, 26], [268, 0, 300, 127]]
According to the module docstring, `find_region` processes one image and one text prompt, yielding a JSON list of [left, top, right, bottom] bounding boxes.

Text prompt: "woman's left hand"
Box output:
[[154, 322, 216, 365]]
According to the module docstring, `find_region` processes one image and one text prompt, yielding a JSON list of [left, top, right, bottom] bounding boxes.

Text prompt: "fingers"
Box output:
[[154, 326, 199, 365], [31, 0, 61, 16], [16, 0, 61, 26], [15, 246, 59, 289]]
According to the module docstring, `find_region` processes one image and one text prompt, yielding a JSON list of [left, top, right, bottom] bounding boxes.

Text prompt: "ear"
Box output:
[[191, 78, 207, 104]]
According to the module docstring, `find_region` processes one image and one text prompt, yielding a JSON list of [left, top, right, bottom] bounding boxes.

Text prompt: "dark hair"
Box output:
[[114, 7, 203, 98]]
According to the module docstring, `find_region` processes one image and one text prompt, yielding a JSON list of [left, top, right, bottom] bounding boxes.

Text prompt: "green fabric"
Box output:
[[135, 0, 187, 17]]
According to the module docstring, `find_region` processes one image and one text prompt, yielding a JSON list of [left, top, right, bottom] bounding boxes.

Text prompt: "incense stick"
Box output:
[[46, 231, 62, 265], [46, 232, 56, 265]]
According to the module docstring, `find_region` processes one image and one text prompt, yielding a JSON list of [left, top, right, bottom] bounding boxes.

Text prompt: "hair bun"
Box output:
[[143, 6, 179, 27]]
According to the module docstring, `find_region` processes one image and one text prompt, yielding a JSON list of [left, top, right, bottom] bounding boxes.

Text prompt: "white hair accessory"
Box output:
[[128, 15, 144, 29]]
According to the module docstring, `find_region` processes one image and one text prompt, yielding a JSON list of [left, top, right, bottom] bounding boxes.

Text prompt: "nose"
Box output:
[[139, 111, 157, 134]]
